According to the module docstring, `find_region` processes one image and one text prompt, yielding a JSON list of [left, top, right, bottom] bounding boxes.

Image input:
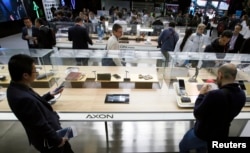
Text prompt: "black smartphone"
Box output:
[[54, 82, 65, 93], [239, 81, 246, 90], [113, 74, 121, 79], [178, 79, 185, 90], [181, 97, 191, 103]]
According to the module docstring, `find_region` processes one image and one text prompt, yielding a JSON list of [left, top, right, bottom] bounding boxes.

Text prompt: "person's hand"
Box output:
[[25, 35, 31, 40], [50, 86, 64, 96], [199, 84, 211, 95], [58, 137, 68, 148]]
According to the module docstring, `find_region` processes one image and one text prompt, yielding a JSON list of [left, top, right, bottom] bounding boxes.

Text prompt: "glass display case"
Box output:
[[0, 48, 55, 88], [168, 52, 250, 107], [50, 49, 166, 89]]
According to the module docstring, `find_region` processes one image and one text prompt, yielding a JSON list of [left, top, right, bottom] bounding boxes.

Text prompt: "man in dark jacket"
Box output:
[[22, 17, 39, 48], [204, 30, 233, 53], [228, 24, 244, 53], [179, 63, 246, 153], [7, 54, 74, 153], [68, 17, 93, 65], [203, 30, 233, 67], [35, 18, 53, 49]]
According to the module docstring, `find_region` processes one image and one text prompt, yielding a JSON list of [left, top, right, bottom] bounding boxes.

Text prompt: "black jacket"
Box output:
[[38, 25, 53, 49], [228, 33, 245, 53], [7, 82, 62, 151], [240, 38, 250, 54], [22, 26, 39, 48], [194, 83, 245, 141], [68, 24, 93, 49], [204, 38, 229, 53]]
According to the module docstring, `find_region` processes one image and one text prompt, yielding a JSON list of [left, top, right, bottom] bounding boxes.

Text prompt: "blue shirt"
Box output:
[[158, 27, 179, 52]]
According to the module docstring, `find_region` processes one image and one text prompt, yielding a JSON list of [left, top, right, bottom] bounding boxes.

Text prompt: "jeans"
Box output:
[[179, 128, 207, 153]]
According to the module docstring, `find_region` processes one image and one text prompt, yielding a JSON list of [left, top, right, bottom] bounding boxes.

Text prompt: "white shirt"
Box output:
[[174, 38, 193, 66], [189, 33, 206, 52], [107, 35, 122, 66]]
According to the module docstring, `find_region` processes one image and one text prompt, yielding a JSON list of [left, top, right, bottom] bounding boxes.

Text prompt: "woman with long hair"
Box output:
[[174, 28, 193, 66]]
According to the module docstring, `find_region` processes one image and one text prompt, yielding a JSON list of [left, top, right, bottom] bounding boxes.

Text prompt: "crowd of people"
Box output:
[[14, 5, 249, 153]]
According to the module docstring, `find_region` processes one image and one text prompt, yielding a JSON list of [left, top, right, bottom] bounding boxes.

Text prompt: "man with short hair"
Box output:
[[22, 17, 39, 48], [157, 21, 179, 66], [68, 16, 93, 65], [203, 30, 233, 67], [204, 30, 233, 53], [158, 21, 179, 54], [7, 54, 74, 153], [228, 24, 244, 53], [179, 63, 246, 153], [102, 23, 124, 66], [35, 18, 53, 49]]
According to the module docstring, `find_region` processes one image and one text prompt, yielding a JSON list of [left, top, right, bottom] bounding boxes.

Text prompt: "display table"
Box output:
[[56, 37, 159, 51]]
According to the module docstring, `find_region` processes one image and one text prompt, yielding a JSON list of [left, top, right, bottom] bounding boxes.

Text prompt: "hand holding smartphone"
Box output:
[[52, 82, 65, 95]]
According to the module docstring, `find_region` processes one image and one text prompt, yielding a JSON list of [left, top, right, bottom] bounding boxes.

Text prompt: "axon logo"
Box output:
[[86, 114, 114, 119]]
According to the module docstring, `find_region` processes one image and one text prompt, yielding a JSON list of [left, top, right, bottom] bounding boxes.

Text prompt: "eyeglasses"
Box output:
[[32, 71, 39, 74]]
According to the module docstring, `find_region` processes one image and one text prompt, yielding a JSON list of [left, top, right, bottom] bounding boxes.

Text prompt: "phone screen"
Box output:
[[239, 81, 246, 90], [179, 79, 185, 89]]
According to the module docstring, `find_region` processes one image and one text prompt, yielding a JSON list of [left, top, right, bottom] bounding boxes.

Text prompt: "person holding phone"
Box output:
[[179, 63, 246, 153], [7, 54, 74, 153]]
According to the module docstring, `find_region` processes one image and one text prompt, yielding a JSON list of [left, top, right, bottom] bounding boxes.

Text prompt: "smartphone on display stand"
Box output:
[[238, 80, 246, 90], [178, 79, 186, 95]]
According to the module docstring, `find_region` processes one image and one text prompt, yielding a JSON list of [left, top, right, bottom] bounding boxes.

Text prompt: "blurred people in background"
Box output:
[[68, 17, 93, 66], [22, 17, 39, 49], [228, 24, 244, 53], [189, 23, 207, 52]]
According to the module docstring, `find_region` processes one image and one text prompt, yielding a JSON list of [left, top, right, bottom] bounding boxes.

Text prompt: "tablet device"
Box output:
[[105, 94, 129, 103]]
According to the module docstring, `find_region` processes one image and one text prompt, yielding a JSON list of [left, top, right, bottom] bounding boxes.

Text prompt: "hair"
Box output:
[[180, 28, 193, 51], [169, 22, 176, 28], [117, 12, 123, 19], [218, 63, 237, 80], [100, 16, 105, 21], [35, 18, 44, 25], [112, 23, 122, 32], [8, 54, 35, 82], [197, 23, 206, 29], [235, 23, 242, 30], [220, 30, 233, 38], [74, 16, 83, 23], [23, 17, 31, 21]]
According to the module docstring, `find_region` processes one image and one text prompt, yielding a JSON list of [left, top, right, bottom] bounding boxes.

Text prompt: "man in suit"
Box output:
[[7, 54, 74, 153], [22, 17, 39, 48], [228, 23, 245, 53], [35, 18, 53, 49], [68, 17, 93, 65]]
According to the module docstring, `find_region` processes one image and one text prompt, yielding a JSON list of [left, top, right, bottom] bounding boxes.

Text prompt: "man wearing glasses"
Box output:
[[7, 54, 74, 153]]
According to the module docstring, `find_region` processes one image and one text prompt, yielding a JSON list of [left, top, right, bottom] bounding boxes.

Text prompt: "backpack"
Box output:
[[217, 21, 225, 33], [48, 28, 56, 46]]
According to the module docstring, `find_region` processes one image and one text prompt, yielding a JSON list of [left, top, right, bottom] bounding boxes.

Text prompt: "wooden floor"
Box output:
[[0, 121, 191, 153]]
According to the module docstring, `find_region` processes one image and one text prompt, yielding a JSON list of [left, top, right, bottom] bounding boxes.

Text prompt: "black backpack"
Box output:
[[48, 27, 56, 46]]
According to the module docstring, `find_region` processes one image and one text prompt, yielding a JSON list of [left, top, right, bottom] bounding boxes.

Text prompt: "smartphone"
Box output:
[[239, 80, 246, 90], [178, 79, 185, 90], [113, 74, 121, 79], [54, 82, 65, 93]]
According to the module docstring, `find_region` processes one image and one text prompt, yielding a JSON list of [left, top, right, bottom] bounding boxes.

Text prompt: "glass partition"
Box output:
[[167, 52, 250, 88], [50, 49, 166, 89], [0, 48, 55, 88]]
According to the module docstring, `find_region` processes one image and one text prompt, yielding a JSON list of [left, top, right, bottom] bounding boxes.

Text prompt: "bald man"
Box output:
[[179, 63, 246, 153]]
